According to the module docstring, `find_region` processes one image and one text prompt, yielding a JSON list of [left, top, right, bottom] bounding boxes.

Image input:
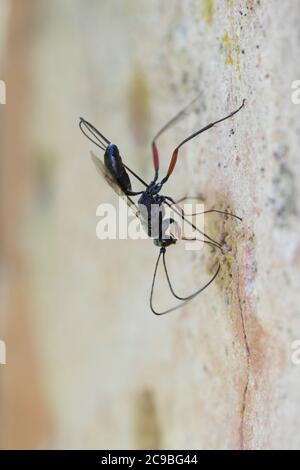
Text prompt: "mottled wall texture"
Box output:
[[0, 0, 299, 450]]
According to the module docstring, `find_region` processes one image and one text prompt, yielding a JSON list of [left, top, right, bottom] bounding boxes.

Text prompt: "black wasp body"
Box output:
[[104, 138, 177, 247], [79, 98, 245, 315]]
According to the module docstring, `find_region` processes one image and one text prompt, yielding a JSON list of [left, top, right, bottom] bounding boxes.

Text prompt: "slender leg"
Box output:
[[160, 100, 245, 185], [179, 236, 223, 251], [79, 118, 110, 151], [123, 189, 145, 196], [168, 196, 242, 220], [80, 118, 149, 193], [162, 249, 221, 300], [150, 247, 221, 316], [163, 199, 224, 251], [176, 196, 202, 204], [150, 248, 176, 316]]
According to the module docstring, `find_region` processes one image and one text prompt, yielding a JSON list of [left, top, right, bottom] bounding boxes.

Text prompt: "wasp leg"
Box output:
[[160, 100, 246, 185], [149, 247, 221, 316]]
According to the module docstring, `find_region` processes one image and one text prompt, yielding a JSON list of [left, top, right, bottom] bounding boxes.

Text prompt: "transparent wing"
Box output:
[[91, 151, 141, 220]]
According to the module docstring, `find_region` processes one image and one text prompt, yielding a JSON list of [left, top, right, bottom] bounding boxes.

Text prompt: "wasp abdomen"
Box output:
[[104, 144, 132, 192]]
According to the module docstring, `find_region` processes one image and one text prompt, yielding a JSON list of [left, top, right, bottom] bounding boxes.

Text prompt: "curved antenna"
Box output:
[[162, 249, 221, 301], [150, 248, 220, 316], [79, 118, 110, 151]]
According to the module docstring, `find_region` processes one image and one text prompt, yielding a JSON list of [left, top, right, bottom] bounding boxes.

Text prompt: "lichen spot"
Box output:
[[134, 389, 162, 450]]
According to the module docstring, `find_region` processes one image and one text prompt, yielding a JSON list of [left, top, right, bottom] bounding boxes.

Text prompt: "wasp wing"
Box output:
[[91, 151, 141, 220]]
